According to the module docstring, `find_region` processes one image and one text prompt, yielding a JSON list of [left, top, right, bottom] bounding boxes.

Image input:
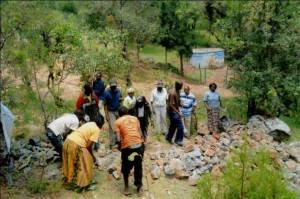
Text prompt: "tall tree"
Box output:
[[156, 1, 199, 76]]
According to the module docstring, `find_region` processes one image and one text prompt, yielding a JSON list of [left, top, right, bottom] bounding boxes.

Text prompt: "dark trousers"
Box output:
[[138, 117, 148, 141], [166, 111, 184, 143], [45, 128, 63, 156], [121, 144, 144, 188]]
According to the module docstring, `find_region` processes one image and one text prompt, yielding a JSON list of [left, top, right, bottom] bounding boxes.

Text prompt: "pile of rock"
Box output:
[[10, 138, 60, 177], [146, 115, 300, 191]]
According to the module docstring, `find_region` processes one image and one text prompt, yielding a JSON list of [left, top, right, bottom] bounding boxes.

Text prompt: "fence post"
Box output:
[[199, 63, 202, 85], [225, 66, 229, 85], [204, 66, 207, 84]]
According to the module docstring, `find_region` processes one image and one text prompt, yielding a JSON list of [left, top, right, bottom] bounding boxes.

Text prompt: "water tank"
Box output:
[[189, 48, 225, 68]]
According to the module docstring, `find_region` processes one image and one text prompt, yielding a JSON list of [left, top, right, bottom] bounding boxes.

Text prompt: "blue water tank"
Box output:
[[189, 48, 225, 68]]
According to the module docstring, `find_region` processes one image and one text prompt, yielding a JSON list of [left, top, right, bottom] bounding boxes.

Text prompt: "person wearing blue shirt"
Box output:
[[180, 86, 197, 139], [92, 73, 105, 103], [203, 83, 223, 134], [103, 79, 123, 149]]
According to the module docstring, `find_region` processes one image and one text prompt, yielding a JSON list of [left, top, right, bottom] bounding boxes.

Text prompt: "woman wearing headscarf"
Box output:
[[204, 83, 223, 134], [135, 96, 153, 142]]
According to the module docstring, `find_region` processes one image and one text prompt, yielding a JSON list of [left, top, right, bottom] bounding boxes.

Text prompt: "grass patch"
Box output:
[[222, 97, 248, 122], [280, 116, 300, 142], [185, 69, 213, 85], [195, 96, 248, 123], [139, 44, 178, 64]]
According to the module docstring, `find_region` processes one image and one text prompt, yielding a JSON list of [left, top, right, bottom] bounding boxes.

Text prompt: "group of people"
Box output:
[[1, 72, 223, 197]]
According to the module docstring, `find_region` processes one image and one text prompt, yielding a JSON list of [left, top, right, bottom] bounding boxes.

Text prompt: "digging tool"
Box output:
[[179, 108, 188, 135], [181, 116, 188, 135]]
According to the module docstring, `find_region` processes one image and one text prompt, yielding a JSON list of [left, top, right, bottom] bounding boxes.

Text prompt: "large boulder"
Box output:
[[246, 115, 291, 141], [287, 142, 300, 163], [219, 116, 235, 132]]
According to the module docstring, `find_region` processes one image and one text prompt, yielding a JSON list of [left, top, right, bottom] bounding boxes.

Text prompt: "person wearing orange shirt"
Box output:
[[62, 115, 104, 190], [114, 106, 144, 197]]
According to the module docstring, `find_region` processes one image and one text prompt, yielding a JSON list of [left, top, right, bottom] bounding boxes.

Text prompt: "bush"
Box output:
[[194, 138, 299, 199]]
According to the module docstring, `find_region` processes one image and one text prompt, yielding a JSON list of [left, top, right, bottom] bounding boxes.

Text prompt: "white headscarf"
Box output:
[[1, 103, 14, 153]]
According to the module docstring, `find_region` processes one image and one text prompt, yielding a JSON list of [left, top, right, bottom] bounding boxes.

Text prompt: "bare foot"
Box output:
[[137, 187, 143, 197], [122, 188, 132, 196]]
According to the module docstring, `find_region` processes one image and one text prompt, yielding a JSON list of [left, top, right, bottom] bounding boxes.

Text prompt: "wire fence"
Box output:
[[196, 63, 236, 86]]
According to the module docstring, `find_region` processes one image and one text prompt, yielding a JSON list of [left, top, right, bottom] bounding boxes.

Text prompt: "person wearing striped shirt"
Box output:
[[180, 86, 197, 139]]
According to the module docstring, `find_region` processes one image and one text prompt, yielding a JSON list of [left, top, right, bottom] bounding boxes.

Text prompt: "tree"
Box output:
[[156, 1, 200, 76], [211, 1, 300, 118], [119, 2, 158, 64]]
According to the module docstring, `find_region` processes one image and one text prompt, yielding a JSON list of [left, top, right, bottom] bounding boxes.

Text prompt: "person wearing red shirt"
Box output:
[[76, 83, 99, 122]]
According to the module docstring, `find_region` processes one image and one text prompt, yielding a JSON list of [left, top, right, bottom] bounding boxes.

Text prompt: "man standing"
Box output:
[[92, 73, 105, 108], [150, 81, 168, 135], [180, 86, 197, 139], [0, 103, 14, 186], [104, 79, 122, 149], [46, 109, 85, 156], [123, 88, 136, 116], [166, 80, 184, 146], [114, 106, 144, 197]]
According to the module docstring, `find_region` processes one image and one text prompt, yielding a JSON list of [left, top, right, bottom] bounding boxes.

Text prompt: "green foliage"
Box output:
[[156, 1, 200, 75], [194, 139, 299, 199], [26, 176, 49, 194], [61, 2, 78, 14], [222, 97, 248, 122], [211, 1, 300, 118], [281, 115, 300, 142]]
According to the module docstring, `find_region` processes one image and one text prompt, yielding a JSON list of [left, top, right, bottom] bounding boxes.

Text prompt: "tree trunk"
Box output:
[[179, 52, 184, 76], [247, 98, 256, 119]]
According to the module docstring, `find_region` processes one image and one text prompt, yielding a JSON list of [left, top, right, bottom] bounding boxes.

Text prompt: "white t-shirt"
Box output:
[[48, 114, 80, 137], [150, 88, 168, 106], [123, 95, 136, 110], [138, 107, 144, 117]]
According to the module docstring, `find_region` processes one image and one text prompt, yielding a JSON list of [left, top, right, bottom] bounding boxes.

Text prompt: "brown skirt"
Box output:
[[207, 109, 220, 133], [62, 139, 93, 187]]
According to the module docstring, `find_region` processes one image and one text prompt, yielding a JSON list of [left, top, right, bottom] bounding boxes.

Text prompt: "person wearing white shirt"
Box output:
[[150, 81, 168, 135], [46, 109, 84, 156], [123, 88, 136, 116]]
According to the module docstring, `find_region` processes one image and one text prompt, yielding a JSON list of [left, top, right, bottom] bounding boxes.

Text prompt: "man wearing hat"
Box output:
[[123, 88, 136, 116], [150, 80, 168, 135], [103, 79, 123, 149]]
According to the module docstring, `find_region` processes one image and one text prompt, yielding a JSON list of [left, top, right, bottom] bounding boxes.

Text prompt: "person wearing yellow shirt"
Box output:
[[62, 115, 104, 190]]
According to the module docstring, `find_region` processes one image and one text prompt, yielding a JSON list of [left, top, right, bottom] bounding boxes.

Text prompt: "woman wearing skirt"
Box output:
[[62, 115, 104, 189], [204, 83, 223, 134]]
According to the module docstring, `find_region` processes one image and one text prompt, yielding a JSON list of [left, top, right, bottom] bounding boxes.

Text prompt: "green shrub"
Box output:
[[222, 97, 248, 122], [194, 139, 299, 199]]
